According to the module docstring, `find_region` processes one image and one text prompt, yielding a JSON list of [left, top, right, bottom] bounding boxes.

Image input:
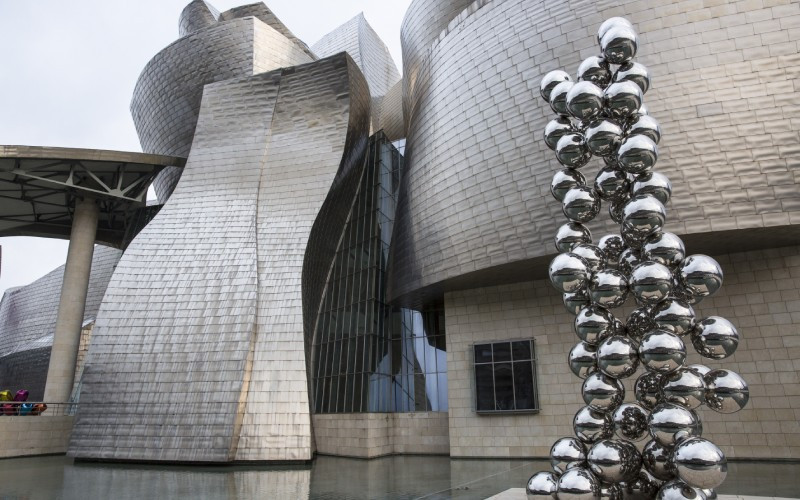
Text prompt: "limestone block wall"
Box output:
[[312, 412, 449, 458], [444, 245, 800, 459], [0, 416, 74, 459]]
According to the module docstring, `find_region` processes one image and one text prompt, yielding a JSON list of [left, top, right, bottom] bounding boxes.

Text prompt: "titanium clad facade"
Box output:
[[388, 0, 800, 305], [69, 53, 369, 462], [137, 10, 314, 202], [0, 246, 121, 400]]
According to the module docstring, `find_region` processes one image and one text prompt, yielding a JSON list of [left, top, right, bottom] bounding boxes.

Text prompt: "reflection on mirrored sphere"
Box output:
[[605, 81, 643, 119], [556, 222, 592, 253], [557, 133, 593, 168], [541, 69, 572, 102], [575, 306, 616, 345], [652, 298, 696, 337], [627, 306, 655, 342], [618, 247, 642, 276], [657, 480, 708, 500], [598, 336, 639, 379], [630, 261, 673, 306], [545, 118, 576, 151], [627, 114, 662, 144], [661, 368, 706, 410], [632, 172, 672, 205], [550, 80, 574, 115], [643, 232, 685, 268], [569, 341, 598, 379], [622, 195, 666, 246], [643, 439, 674, 481], [574, 405, 614, 444], [589, 269, 629, 309], [588, 439, 642, 483], [551, 437, 588, 474], [691, 316, 739, 360], [598, 17, 633, 44], [582, 372, 625, 412], [679, 255, 723, 299], [572, 243, 606, 273], [550, 252, 590, 293], [599, 234, 625, 262], [648, 403, 702, 447], [613, 403, 650, 441], [527, 470, 559, 500], [635, 371, 664, 410], [578, 55, 612, 87], [552, 168, 587, 202], [586, 121, 624, 158], [557, 467, 601, 500], [613, 61, 651, 94], [639, 330, 686, 374], [568, 81, 605, 120], [563, 186, 601, 223], [704, 369, 749, 414], [618, 135, 658, 175], [671, 437, 727, 489], [601, 24, 639, 64], [595, 166, 630, 200]]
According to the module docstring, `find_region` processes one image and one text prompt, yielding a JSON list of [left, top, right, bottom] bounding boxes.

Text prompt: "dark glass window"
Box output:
[[474, 339, 539, 414]]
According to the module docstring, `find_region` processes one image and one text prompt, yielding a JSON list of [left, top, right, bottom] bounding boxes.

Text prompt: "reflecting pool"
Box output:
[[0, 455, 798, 499]]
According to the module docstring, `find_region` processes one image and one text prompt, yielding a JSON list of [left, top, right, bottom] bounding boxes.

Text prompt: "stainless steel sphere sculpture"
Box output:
[[529, 17, 750, 500]]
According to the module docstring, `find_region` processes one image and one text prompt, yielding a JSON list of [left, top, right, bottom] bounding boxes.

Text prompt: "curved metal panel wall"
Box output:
[[178, 0, 219, 37], [0, 246, 121, 399], [388, 0, 800, 304], [69, 53, 369, 462], [219, 3, 316, 60], [133, 17, 313, 202]]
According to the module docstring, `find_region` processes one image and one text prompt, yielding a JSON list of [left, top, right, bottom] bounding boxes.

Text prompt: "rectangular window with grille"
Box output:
[[474, 339, 539, 414]]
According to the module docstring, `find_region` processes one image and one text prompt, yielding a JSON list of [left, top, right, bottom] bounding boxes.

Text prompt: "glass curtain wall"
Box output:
[[311, 131, 447, 414]]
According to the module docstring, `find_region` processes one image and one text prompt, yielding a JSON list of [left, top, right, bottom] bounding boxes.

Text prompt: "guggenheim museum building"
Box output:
[[0, 0, 798, 464]]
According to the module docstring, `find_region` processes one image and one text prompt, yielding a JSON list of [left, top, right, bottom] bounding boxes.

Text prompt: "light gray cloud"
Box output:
[[0, 0, 410, 298]]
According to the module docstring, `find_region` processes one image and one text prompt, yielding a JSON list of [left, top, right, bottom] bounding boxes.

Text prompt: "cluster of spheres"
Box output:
[[528, 17, 750, 500]]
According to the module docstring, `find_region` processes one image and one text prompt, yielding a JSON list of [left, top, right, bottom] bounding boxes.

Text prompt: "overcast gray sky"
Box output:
[[0, 0, 410, 298]]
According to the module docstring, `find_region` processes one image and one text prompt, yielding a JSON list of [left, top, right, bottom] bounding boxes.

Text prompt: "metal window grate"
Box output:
[[473, 339, 539, 414]]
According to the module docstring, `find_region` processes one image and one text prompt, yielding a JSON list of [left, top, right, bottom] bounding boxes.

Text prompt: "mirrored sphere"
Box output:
[[568, 81, 605, 120], [701, 490, 717, 500], [598, 17, 633, 44], [618, 135, 659, 174], [541, 70, 572, 102], [551, 437, 588, 474], [657, 480, 707, 500], [686, 364, 711, 378], [569, 341, 598, 379], [639, 330, 686, 374], [599, 234, 625, 262], [575, 306, 615, 345], [613, 61, 651, 94], [643, 232, 686, 268], [594, 166, 630, 200], [572, 243, 606, 273], [598, 336, 639, 379], [618, 247, 642, 276], [662, 368, 706, 409], [550, 80, 574, 115], [652, 298, 696, 337], [588, 439, 642, 483], [549, 252, 590, 293], [613, 403, 650, 441], [527, 471, 558, 500], [586, 120, 624, 158], [632, 172, 672, 205], [671, 438, 727, 489], [631, 261, 674, 306], [704, 369, 749, 414], [643, 439, 675, 481], [601, 484, 623, 500], [552, 168, 587, 202], [622, 469, 663, 500], [556, 222, 592, 253], [648, 403, 702, 446], [589, 269, 629, 309], [582, 372, 625, 412], [609, 197, 628, 223], [627, 114, 662, 144], [691, 316, 739, 359], [635, 372, 664, 410], [623, 195, 666, 244], [564, 187, 601, 223], [679, 255, 723, 298], [545, 117, 576, 151], [574, 405, 614, 444], [578, 55, 612, 87], [601, 24, 639, 64], [565, 289, 592, 315], [605, 81, 643, 119], [557, 467, 601, 500], [557, 133, 593, 168], [627, 306, 655, 342]]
